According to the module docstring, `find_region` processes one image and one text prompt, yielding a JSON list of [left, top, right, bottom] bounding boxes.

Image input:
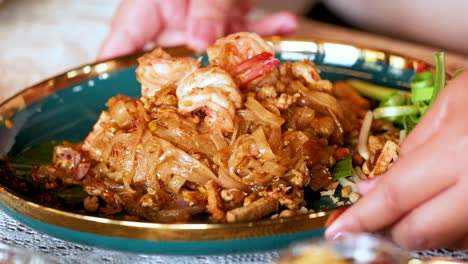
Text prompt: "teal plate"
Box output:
[[0, 37, 429, 255]]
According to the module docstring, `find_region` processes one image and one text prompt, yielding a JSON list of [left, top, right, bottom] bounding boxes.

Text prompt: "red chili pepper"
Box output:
[[414, 62, 428, 73]]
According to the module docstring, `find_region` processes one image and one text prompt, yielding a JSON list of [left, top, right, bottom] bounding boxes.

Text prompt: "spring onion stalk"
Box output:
[[346, 79, 410, 101], [399, 130, 407, 144], [347, 52, 447, 134], [330, 52, 446, 184], [331, 155, 352, 179], [373, 105, 419, 119], [430, 52, 446, 107], [357, 111, 373, 160]]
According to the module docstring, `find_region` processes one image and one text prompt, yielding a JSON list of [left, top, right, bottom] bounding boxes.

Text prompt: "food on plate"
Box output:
[[30, 32, 405, 223]]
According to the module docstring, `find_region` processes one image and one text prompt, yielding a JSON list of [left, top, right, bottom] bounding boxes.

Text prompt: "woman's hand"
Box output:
[[98, 0, 298, 60], [325, 71, 468, 250]]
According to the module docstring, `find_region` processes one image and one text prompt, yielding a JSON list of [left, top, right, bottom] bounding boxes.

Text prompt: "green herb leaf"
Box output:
[[331, 155, 352, 179]]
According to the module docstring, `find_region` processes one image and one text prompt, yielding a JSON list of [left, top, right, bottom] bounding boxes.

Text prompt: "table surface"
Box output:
[[1, 0, 468, 263]]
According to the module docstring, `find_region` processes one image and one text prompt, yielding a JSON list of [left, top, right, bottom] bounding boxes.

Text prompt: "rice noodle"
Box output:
[[399, 129, 407, 144], [210, 133, 229, 151], [156, 137, 220, 185], [353, 166, 367, 181], [168, 175, 187, 193], [289, 80, 344, 120], [358, 111, 373, 160], [218, 165, 249, 191], [251, 126, 276, 160], [245, 97, 285, 127]]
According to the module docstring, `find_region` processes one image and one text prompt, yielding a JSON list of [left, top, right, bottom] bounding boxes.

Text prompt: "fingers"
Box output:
[[325, 137, 458, 239], [98, 0, 162, 60], [452, 235, 468, 249], [247, 11, 298, 36], [186, 0, 234, 51], [356, 176, 381, 195], [401, 70, 468, 154], [389, 181, 465, 250], [151, 0, 190, 47]]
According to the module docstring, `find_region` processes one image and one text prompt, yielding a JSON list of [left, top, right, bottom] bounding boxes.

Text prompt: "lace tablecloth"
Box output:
[[1, 210, 468, 263], [0, 210, 282, 264]]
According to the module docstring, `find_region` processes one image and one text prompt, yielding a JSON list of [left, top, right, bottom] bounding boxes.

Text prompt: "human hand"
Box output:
[[98, 0, 298, 60], [325, 71, 468, 250]]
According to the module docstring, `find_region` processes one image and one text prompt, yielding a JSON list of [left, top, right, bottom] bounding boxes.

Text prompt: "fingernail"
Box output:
[[356, 177, 381, 195], [325, 220, 344, 240], [189, 21, 223, 52]]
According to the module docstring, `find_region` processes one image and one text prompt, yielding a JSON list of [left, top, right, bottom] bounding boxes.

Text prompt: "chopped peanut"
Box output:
[[368, 136, 385, 154], [324, 181, 340, 191], [279, 209, 296, 218], [220, 188, 245, 205], [84, 196, 99, 212], [369, 140, 399, 178], [349, 192, 361, 203], [341, 185, 353, 198], [362, 159, 372, 175]]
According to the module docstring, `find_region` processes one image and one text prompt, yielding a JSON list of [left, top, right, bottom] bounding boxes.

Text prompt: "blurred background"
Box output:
[[0, 0, 320, 103]]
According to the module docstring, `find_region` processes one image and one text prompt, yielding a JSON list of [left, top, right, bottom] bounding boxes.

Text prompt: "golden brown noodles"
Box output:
[[32, 32, 395, 223]]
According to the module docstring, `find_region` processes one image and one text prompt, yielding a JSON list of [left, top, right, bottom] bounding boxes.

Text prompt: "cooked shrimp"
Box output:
[[176, 67, 242, 133], [136, 48, 200, 98], [207, 32, 279, 86], [280, 60, 333, 93]]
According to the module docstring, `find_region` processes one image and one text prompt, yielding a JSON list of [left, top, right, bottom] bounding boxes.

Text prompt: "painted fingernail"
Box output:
[[325, 220, 344, 240]]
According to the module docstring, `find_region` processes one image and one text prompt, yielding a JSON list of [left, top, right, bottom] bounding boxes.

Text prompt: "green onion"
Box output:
[[346, 79, 410, 101], [373, 105, 419, 119], [430, 52, 446, 107], [347, 52, 447, 134], [379, 91, 407, 107], [331, 155, 352, 179], [411, 87, 433, 102], [410, 71, 433, 89]]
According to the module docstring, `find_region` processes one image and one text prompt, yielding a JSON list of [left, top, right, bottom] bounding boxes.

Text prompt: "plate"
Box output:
[[0, 37, 429, 255]]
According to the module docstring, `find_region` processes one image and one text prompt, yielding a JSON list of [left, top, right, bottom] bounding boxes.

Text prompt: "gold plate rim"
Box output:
[[0, 36, 431, 241]]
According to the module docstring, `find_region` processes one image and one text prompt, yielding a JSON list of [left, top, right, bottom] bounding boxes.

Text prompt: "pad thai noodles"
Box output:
[[30, 32, 402, 223]]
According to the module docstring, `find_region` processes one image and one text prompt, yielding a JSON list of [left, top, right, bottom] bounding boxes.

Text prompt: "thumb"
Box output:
[[186, 0, 234, 52]]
